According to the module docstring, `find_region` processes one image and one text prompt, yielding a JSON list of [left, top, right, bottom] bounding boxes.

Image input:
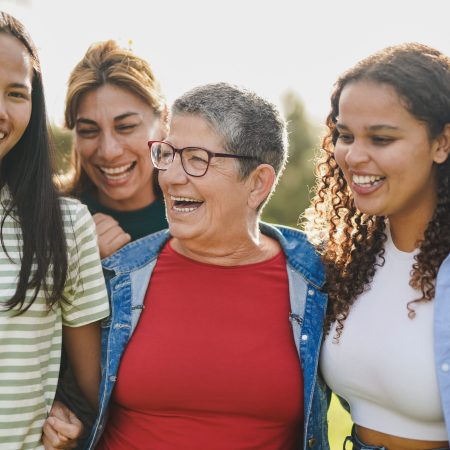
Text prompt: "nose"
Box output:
[[344, 140, 370, 167], [159, 153, 188, 185], [97, 132, 123, 160]]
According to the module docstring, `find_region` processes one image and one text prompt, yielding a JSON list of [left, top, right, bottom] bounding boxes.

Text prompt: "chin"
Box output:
[[355, 206, 385, 217]]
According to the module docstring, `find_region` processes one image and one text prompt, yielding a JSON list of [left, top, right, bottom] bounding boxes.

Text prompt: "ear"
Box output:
[[246, 164, 276, 211], [433, 123, 450, 164]]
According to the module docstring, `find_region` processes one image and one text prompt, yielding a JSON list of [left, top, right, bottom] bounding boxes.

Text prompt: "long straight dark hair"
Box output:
[[0, 12, 68, 313]]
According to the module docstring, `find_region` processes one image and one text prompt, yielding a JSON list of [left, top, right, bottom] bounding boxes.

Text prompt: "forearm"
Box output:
[[63, 323, 101, 410]]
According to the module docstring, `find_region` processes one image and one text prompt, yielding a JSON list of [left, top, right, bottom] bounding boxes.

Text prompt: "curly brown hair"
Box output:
[[304, 43, 450, 340]]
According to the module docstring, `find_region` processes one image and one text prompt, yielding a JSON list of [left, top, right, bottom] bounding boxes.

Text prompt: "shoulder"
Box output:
[[59, 196, 90, 220], [260, 222, 315, 253], [59, 196, 96, 245], [102, 228, 171, 273], [260, 222, 325, 288]]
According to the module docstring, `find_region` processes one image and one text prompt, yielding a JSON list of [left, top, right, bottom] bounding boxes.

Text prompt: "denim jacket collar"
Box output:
[[102, 222, 325, 289]]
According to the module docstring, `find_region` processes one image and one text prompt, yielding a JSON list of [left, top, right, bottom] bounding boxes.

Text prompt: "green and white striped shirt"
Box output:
[[0, 191, 109, 449]]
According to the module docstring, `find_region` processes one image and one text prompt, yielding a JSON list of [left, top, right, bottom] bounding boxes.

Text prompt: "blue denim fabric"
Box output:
[[344, 426, 450, 450], [344, 426, 387, 450], [435, 253, 450, 439], [84, 222, 329, 449]]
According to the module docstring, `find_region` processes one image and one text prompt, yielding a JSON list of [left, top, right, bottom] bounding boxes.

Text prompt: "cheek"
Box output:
[[157, 171, 168, 191], [75, 140, 96, 162], [127, 137, 152, 160], [333, 146, 348, 171], [14, 105, 32, 137], [23, 105, 32, 129]]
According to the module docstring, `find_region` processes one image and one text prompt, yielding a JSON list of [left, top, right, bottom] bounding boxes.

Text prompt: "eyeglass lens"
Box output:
[[151, 142, 210, 176]]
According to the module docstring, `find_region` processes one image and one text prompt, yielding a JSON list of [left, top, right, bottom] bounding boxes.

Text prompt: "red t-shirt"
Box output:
[[97, 242, 304, 449]]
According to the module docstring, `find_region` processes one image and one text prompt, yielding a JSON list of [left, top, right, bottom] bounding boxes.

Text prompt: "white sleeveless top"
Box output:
[[320, 231, 448, 440]]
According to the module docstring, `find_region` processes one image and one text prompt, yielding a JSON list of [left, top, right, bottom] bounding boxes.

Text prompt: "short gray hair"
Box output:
[[172, 82, 288, 181]]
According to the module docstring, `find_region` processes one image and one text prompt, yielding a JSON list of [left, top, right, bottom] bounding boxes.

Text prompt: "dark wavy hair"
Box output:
[[304, 43, 450, 340], [0, 12, 68, 312]]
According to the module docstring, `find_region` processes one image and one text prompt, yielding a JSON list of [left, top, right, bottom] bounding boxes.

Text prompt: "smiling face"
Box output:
[[334, 80, 448, 226], [75, 84, 165, 211], [158, 114, 254, 250], [0, 33, 32, 161]]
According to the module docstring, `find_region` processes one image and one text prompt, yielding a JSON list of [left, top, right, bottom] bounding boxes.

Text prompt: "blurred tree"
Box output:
[[262, 91, 322, 227], [50, 123, 72, 175]]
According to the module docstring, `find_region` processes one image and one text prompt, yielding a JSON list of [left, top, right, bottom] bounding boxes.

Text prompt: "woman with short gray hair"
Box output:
[[59, 82, 329, 450]]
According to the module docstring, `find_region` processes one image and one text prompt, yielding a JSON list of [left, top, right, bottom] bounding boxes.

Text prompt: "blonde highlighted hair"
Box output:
[[63, 40, 167, 195]]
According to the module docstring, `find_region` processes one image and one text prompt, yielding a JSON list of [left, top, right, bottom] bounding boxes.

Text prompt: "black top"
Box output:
[[81, 193, 168, 241]]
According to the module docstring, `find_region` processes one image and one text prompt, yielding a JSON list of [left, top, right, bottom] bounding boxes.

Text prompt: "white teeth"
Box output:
[[170, 195, 203, 203], [353, 175, 384, 185], [100, 163, 134, 175], [106, 172, 129, 181], [173, 206, 199, 212], [0, 132, 5, 139], [170, 195, 203, 212]]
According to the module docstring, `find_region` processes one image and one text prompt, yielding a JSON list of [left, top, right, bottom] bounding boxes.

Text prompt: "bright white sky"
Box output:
[[0, 0, 449, 126]]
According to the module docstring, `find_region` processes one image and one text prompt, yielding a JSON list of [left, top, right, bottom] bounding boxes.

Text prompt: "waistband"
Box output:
[[344, 426, 450, 450]]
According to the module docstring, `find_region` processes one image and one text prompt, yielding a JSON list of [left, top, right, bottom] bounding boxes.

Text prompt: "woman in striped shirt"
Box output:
[[0, 12, 109, 449]]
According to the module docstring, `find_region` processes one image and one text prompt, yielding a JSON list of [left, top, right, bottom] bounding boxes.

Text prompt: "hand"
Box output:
[[93, 213, 131, 258], [43, 401, 83, 449]]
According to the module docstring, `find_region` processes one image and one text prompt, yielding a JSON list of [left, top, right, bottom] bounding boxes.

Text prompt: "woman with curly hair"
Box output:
[[307, 43, 450, 449]]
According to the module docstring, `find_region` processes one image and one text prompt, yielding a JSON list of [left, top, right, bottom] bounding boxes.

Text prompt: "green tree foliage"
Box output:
[[262, 91, 322, 227], [50, 123, 72, 175]]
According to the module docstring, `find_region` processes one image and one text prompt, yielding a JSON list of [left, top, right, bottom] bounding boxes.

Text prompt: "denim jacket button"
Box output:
[[308, 436, 316, 447], [308, 289, 314, 296], [301, 334, 308, 341], [442, 362, 450, 372]]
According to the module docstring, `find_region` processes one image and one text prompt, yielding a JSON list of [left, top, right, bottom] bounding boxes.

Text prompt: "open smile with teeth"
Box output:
[[171, 195, 204, 212], [352, 174, 385, 187], [0, 132, 6, 140], [99, 162, 136, 180]]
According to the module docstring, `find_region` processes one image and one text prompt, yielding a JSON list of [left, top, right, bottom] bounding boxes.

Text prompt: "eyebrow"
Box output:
[[76, 112, 141, 126], [10, 82, 31, 92], [114, 112, 140, 121], [76, 118, 97, 126], [336, 123, 400, 131]]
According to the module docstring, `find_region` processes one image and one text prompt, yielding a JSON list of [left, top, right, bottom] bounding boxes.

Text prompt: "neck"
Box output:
[[389, 209, 434, 252], [96, 187, 156, 212], [171, 223, 279, 266]]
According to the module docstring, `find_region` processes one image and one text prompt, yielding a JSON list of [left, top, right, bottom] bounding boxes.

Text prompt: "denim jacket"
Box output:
[[85, 223, 329, 449], [435, 253, 450, 438]]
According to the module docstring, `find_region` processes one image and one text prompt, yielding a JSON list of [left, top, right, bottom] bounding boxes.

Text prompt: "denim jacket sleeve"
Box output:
[[263, 223, 330, 449], [435, 253, 450, 437]]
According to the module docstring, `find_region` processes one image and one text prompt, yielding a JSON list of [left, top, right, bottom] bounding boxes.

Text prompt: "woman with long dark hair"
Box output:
[[0, 12, 109, 449]]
